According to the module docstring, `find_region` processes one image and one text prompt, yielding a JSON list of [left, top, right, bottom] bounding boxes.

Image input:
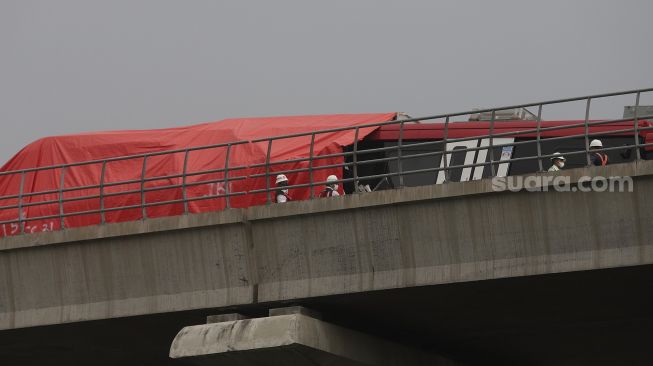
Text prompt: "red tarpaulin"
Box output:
[[0, 113, 397, 237]]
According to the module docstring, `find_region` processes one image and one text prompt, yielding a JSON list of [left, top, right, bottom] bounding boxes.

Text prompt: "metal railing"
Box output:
[[1, 87, 652, 236]]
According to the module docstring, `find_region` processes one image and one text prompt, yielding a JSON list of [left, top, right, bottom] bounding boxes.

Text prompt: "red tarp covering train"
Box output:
[[0, 113, 397, 236]]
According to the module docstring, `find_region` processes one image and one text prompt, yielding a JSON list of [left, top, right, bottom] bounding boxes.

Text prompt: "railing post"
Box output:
[[584, 98, 592, 166], [634, 92, 641, 160], [353, 127, 360, 192], [18, 171, 25, 234], [535, 104, 544, 172], [398, 120, 405, 188], [488, 110, 496, 177], [224, 144, 232, 209], [308, 134, 316, 199], [99, 161, 107, 224], [58, 167, 66, 230], [140, 156, 148, 220], [442, 116, 450, 182], [265, 140, 273, 204], [182, 149, 190, 214]]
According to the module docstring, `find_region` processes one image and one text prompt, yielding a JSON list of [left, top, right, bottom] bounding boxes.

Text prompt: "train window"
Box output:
[[445, 138, 515, 181], [509, 136, 637, 175], [343, 141, 392, 193], [447, 146, 469, 182], [385, 141, 444, 187]]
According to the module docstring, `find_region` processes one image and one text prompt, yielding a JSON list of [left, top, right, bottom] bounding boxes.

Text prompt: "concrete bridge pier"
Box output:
[[169, 307, 457, 366]]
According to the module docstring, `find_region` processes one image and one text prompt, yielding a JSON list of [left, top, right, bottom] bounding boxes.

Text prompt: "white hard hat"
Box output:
[[275, 174, 288, 184], [326, 175, 338, 183], [590, 139, 603, 148], [550, 152, 566, 161]]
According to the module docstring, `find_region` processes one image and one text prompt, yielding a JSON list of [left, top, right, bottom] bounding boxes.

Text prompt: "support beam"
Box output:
[[206, 313, 248, 324], [268, 305, 322, 319], [170, 313, 456, 366]]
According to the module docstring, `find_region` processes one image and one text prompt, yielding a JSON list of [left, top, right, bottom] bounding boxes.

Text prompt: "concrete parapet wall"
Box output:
[[1, 161, 652, 330]]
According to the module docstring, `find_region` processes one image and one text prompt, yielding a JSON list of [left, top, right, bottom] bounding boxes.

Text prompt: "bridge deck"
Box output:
[[1, 160, 651, 332]]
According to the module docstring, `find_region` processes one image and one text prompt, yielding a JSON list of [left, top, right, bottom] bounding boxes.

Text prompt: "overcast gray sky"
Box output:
[[1, 0, 652, 165]]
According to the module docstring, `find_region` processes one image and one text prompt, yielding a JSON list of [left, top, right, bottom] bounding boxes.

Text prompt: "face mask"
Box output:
[[282, 189, 288, 195], [558, 162, 565, 168], [330, 184, 338, 191]]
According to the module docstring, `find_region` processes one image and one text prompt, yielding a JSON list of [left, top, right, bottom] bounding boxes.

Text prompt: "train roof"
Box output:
[[369, 119, 652, 141]]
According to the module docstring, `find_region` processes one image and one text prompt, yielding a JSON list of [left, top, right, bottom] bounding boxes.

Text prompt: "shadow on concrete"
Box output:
[[2, 264, 652, 366]]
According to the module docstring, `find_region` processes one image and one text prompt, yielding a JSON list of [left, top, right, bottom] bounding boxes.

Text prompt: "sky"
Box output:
[[1, 0, 652, 165]]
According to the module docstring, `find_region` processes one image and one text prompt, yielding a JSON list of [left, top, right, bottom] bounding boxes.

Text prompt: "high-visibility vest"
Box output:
[[595, 153, 609, 166], [319, 188, 336, 198]]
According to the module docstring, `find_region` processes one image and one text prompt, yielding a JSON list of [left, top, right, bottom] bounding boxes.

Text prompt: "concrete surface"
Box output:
[[0, 160, 652, 330], [206, 313, 248, 323], [3, 265, 652, 365], [268, 305, 322, 319], [170, 313, 456, 366]]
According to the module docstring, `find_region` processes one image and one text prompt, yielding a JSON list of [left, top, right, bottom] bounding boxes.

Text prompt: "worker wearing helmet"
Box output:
[[548, 152, 566, 172], [589, 139, 608, 166], [274, 174, 292, 203], [319, 175, 341, 198]]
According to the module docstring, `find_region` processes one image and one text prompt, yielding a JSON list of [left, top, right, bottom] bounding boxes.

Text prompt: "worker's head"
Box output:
[[275, 174, 289, 193], [326, 174, 338, 190], [550, 152, 566, 168], [589, 139, 603, 150]]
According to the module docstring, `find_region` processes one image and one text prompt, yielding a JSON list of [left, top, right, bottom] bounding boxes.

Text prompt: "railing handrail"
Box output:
[[1, 87, 652, 236], [2, 87, 652, 177], [0, 140, 251, 177]]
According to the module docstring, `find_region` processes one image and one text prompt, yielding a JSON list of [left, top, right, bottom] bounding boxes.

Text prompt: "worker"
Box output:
[[548, 152, 566, 172], [319, 175, 341, 198], [589, 139, 608, 166], [274, 174, 292, 203]]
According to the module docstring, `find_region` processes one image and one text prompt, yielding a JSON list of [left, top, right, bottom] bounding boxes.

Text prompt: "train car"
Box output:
[[343, 118, 652, 193]]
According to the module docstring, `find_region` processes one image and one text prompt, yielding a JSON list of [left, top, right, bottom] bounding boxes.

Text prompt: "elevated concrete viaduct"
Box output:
[[1, 161, 652, 365]]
